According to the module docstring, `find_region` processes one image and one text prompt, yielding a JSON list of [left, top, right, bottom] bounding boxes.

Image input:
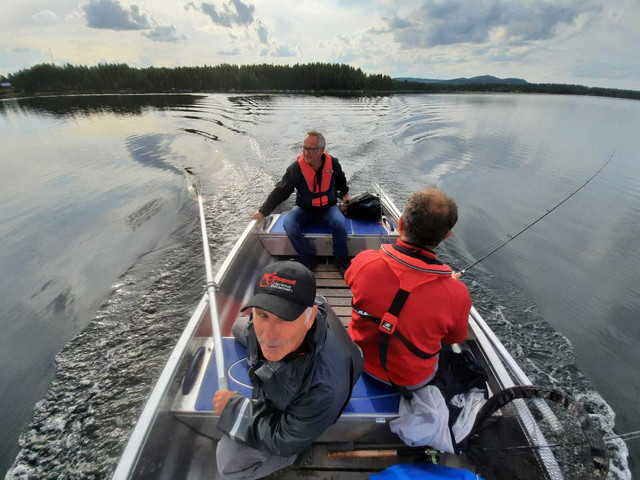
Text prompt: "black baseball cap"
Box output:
[[242, 261, 316, 321]]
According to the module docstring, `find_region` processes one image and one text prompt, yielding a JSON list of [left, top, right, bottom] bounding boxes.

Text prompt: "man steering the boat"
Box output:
[[345, 188, 471, 396], [251, 131, 352, 274], [213, 260, 364, 480]]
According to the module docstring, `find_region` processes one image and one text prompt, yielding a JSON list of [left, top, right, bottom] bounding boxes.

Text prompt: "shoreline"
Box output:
[[3, 87, 639, 101]]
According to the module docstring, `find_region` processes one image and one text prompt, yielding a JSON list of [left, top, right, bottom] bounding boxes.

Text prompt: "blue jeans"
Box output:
[[283, 205, 348, 259]]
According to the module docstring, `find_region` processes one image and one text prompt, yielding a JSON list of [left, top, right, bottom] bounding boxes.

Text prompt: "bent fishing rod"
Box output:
[[461, 150, 615, 274], [185, 167, 229, 390]]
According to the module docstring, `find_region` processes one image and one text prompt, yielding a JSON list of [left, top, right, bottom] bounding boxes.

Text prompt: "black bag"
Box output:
[[343, 192, 381, 220]]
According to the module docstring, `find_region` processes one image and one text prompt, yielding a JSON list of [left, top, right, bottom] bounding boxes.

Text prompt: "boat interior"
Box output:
[[113, 190, 558, 479]]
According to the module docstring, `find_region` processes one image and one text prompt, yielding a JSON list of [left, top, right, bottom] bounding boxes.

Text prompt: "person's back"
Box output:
[[345, 188, 471, 389], [346, 241, 469, 387]]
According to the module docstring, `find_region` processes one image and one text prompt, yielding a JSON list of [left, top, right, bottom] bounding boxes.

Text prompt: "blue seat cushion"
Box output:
[[195, 338, 399, 415], [270, 212, 387, 236]]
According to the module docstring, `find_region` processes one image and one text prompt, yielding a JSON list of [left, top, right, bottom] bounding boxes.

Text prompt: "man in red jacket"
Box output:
[[345, 188, 470, 392]]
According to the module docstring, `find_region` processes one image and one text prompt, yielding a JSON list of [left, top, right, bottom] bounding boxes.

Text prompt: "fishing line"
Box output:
[[461, 150, 615, 274]]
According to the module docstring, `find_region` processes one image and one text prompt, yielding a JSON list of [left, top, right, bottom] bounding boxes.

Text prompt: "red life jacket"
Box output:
[[350, 243, 456, 391], [297, 153, 334, 208]]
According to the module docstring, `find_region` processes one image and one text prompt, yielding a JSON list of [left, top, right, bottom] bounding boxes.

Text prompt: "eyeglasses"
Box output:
[[302, 146, 322, 152]]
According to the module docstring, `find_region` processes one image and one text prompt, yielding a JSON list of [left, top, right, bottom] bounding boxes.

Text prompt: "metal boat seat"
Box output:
[[195, 338, 400, 414], [257, 211, 398, 256], [172, 337, 401, 443]]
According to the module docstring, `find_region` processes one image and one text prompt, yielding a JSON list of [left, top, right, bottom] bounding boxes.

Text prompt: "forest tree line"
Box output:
[[3, 62, 639, 101], [5, 63, 392, 94], [393, 79, 640, 100]]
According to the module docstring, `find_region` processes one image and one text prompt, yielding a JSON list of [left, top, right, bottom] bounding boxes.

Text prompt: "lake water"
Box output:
[[1, 93, 638, 478]]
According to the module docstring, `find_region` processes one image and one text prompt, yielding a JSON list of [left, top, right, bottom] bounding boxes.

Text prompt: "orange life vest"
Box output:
[[297, 153, 334, 208]]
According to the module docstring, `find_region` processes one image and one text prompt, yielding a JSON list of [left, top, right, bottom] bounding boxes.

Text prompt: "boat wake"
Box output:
[[439, 247, 631, 480]]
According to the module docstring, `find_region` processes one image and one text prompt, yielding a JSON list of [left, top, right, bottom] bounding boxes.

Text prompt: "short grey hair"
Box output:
[[402, 188, 458, 248], [306, 130, 325, 149]]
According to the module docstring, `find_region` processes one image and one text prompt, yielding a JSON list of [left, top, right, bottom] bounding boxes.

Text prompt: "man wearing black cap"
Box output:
[[213, 260, 364, 480]]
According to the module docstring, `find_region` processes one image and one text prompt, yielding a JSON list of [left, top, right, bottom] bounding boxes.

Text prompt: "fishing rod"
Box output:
[[185, 167, 229, 390], [461, 150, 615, 274]]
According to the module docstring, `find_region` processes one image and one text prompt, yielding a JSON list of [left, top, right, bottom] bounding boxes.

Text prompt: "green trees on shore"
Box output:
[[6, 62, 639, 101], [392, 79, 640, 100], [8, 62, 393, 95]]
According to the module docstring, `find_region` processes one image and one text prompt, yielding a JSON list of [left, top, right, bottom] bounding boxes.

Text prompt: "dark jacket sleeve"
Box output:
[[331, 157, 349, 199], [258, 162, 298, 216], [217, 384, 340, 457]]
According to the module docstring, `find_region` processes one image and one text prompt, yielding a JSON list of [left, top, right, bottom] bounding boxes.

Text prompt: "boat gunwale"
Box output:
[[111, 218, 260, 479]]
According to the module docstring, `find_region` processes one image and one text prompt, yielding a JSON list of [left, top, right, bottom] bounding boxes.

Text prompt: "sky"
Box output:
[[1, 0, 639, 90]]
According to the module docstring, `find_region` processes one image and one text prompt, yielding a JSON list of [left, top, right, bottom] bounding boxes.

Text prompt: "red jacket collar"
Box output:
[[396, 239, 437, 259]]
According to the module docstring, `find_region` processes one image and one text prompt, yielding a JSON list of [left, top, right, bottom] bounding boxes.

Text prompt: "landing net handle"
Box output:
[[197, 193, 228, 391]]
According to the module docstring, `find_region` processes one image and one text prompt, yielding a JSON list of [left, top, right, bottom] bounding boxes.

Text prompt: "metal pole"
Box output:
[[197, 193, 228, 391]]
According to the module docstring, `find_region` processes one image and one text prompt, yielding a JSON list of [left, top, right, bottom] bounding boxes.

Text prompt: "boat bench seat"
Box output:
[[172, 337, 401, 443], [194, 338, 400, 414], [256, 211, 397, 256]]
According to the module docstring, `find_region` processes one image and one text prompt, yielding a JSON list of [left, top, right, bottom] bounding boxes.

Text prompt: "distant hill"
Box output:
[[394, 75, 528, 85]]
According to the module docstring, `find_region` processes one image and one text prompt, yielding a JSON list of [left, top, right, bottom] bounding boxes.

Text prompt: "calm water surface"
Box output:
[[0, 93, 638, 478]]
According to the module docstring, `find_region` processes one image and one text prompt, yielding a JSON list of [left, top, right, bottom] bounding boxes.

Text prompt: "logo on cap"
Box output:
[[260, 272, 297, 293]]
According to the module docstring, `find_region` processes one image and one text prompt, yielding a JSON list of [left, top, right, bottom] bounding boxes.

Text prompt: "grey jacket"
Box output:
[[217, 302, 364, 456]]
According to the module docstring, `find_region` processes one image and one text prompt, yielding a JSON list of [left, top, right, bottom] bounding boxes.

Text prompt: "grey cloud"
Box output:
[[256, 20, 268, 44], [271, 43, 297, 57], [231, 0, 255, 24], [217, 47, 241, 55], [386, 0, 600, 48], [385, 14, 413, 30], [198, 0, 255, 27], [144, 25, 187, 43], [257, 43, 297, 57], [82, 0, 153, 30], [573, 62, 640, 81]]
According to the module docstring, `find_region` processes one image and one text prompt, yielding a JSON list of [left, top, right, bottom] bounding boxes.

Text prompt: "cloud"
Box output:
[[82, 0, 153, 30], [385, 14, 412, 30], [144, 25, 187, 43], [256, 42, 298, 57], [256, 20, 268, 44], [194, 0, 256, 27], [33, 10, 58, 23], [217, 46, 241, 55], [271, 43, 297, 57], [383, 0, 601, 48], [331, 33, 385, 65], [573, 61, 640, 82], [187, 1, 271, 52]]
